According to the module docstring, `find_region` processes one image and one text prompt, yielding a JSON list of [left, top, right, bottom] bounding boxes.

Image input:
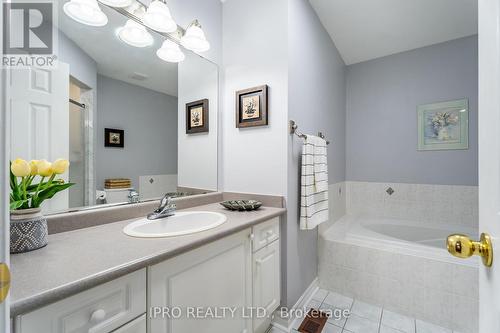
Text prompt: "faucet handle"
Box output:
[[159, 194, 171, 207]]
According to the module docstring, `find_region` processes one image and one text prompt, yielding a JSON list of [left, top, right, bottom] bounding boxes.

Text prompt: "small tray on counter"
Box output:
[[220, 200, 262, 211]]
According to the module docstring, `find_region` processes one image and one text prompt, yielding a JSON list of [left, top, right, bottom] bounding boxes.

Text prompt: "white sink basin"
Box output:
[[123, 211, 227, 238]]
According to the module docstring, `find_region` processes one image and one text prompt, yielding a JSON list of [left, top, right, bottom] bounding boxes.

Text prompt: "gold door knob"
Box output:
[[0, 263, 10, 303], [447, 233, 493, 267]]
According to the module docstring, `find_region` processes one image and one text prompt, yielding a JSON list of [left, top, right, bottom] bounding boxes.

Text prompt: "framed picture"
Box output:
[[236, 85, 268, 128], [417, 98, 469, 151], [186, 99, 209, 134], [104, 128, 124, 148]]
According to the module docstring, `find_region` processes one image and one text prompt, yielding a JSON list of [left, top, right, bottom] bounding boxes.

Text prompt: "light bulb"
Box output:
[[118, 19, 154, 48], [63, 0, 108, 27], [181, 20, 210, 52], [142, 0, 177, 33], [157, 40, 185, 63]]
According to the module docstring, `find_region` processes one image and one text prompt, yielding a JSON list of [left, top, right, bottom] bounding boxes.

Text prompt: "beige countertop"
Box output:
[[10, 203, 286, 317]]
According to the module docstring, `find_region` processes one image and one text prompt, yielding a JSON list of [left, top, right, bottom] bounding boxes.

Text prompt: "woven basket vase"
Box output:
[[10, 208, 48, 254]]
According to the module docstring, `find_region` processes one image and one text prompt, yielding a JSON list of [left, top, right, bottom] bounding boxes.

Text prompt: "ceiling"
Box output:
[[309, 0, 478, 65], [57, 2, 178, 96]]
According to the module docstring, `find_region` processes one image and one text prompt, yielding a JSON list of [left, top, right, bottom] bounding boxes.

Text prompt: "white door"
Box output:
[[478, 0, 500, 331], [8, 63, 70, 213], [0, 3, 11, 331]]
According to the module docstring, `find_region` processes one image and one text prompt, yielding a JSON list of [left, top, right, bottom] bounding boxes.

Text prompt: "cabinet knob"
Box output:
[[249, 233, 254, 240], [90, 309, 106, 324]]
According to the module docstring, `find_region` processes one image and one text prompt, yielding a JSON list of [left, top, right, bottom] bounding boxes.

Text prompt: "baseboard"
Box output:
[[271, 277, 319, 331]]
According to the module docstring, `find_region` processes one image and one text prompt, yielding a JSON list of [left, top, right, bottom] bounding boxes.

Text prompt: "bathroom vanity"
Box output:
[[10, 199, 284, 333]]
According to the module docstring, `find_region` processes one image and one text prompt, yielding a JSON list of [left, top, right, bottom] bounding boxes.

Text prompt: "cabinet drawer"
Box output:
[[18, 269, 146, 333], [111, 315, 146, 333], [252, 217, 280, 252]]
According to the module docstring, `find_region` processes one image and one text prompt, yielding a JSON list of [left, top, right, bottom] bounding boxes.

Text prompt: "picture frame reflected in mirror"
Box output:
[[186, 99, 209, 134], [104, 128, 125, 148]]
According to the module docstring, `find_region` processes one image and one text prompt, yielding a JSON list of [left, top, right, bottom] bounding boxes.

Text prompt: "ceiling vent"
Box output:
[[129, 72, 149, 81]]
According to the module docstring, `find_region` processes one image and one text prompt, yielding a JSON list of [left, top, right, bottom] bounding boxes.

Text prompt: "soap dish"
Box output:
[[220, 200, 263, 211]]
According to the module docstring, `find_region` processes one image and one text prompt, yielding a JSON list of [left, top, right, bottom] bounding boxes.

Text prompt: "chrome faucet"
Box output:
[[147, 194, 176, 220]]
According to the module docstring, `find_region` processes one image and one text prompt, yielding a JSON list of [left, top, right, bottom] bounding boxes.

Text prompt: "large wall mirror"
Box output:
[[7, 1, 218, 214]]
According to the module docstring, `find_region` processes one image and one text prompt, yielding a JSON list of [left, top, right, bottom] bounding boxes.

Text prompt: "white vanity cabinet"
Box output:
[[15, 269, 146, 333], [251, 218, 281, 333], [13, 217, 282, 333], [149, 229, 253, 333]]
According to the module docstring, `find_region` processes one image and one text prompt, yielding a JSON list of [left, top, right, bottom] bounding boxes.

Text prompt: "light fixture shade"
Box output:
[[118, 20, 154, 47], [99, 0, 133, 8], [181, 21, 210, 52], [157, 40, 185, 63], [63, 0, 108, 27], [142, 0, 177, 33]]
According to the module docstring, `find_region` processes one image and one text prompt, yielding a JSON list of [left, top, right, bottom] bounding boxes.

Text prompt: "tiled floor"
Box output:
[[270, 289, 464, 333]]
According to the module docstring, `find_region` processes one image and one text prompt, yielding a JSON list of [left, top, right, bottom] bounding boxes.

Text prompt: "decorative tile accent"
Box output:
[[346, 181, 478, 228]]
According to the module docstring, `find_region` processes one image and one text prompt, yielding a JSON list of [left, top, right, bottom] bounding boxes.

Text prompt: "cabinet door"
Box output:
[[253, 240, 280, 333], [149, 230, 252, 333]]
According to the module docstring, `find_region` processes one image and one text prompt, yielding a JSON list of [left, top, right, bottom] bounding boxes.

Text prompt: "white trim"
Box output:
[[270, 277, 319, 332]]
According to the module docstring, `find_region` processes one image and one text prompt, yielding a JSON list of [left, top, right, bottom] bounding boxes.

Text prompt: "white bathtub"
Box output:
[[323, 214, 479, 266], [319, 214, 479, 332]]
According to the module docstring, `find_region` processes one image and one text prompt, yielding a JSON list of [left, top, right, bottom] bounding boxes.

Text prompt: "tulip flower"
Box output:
[[11, 159, 31, 177], [52, 159, 70, 174], [9, 158, 75, 210], [37, 160, 53, 177], [29, 160, 39, 176]]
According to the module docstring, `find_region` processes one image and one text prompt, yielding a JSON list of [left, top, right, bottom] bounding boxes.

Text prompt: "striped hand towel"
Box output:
[[300, 135, 329, 230]]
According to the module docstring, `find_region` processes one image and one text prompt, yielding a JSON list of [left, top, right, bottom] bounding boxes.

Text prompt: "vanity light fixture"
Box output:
[[118, 19, 154, 47], [181, 20, 210, 53], [98, 0, 133, 8], [142, 0, 177, 33], [99, 0, 133, 8], [63, 0, 108, 27], [156, 39, 185, 63]]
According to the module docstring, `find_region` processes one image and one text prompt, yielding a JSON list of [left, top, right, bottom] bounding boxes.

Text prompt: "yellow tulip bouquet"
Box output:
[[10, 158, 74, 210]]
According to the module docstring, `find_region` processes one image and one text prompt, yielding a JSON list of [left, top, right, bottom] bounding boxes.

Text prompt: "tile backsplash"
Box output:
[[346, 181, 478, 228]]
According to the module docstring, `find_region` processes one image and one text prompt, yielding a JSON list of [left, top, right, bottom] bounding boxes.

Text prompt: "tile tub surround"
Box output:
[[10, 203, 286, 317], [346, 181, 478, 228], [318, 237, 478, 332]]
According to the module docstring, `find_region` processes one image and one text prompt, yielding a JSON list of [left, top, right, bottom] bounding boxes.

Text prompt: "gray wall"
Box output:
[[286, 0, 346, 308], [58, 31, 97, 89], [346, 35, 478, 186], [96, 75, 178, 189]]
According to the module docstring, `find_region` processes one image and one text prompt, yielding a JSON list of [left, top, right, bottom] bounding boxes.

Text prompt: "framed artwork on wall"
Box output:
[[104, 128, 124, 148], [186, 99, 209, 134], [236, 85, 268, 128], [417, 98, 469, 151]]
